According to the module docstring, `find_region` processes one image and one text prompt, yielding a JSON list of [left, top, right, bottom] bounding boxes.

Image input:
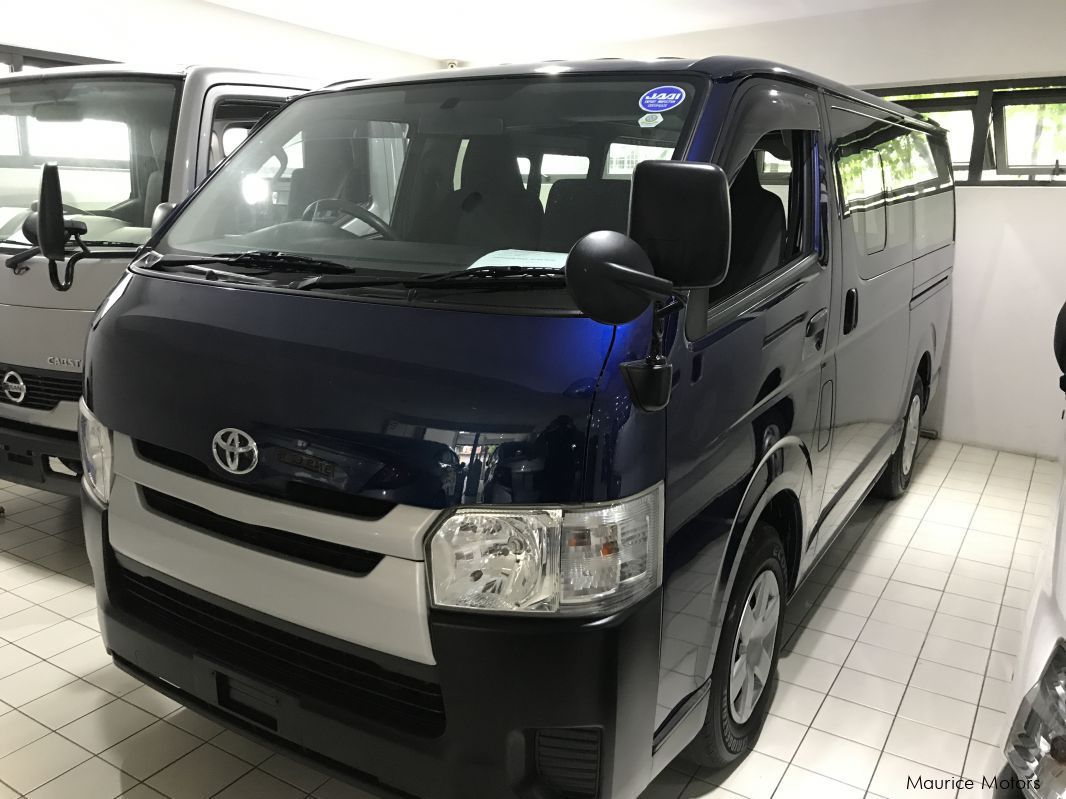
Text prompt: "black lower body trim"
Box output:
[[83, 495, 664, 799], [0, 421, 80, 495]]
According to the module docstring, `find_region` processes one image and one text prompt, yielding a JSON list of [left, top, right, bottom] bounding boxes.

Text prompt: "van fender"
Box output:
[[900, 323, 935, 426], [682, 434, 814, 692], [716, 433, 813, 602]]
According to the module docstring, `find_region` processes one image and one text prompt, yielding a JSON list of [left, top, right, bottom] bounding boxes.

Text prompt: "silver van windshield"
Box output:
[[0, 76, 179, 247]]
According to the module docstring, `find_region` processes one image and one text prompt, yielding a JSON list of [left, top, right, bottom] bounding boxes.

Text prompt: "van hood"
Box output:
[[85, 272, 631, 510]]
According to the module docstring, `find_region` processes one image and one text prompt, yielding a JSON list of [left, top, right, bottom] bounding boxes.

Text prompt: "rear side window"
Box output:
[[831, 106, 953, 277], [838, 147, 887, 254]]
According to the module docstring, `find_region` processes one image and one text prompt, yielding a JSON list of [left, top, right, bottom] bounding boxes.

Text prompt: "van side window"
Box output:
[[207, 98, 284, 173], [707, 82, 822, 307], [910, 131, 954, 257], [709, 128, 817, 302], [837, 147, 887, 254], [831, 106, 954, 277]]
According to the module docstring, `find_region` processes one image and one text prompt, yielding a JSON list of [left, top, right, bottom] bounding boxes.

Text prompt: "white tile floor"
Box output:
[[0, 440, 1054, 798]]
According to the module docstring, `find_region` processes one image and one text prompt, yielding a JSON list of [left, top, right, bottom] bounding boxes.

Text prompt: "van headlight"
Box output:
[[427, 484, 663, 616], [78, 399, 113, 505], [1006, 639, 1066, 797]]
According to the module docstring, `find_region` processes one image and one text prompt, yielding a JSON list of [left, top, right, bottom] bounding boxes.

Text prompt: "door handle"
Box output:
[[843, 288, 859, 335], [805, 308, 828, 351]]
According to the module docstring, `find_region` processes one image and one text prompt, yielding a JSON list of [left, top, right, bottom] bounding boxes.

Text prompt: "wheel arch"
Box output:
[[717, 435, 814, 603]]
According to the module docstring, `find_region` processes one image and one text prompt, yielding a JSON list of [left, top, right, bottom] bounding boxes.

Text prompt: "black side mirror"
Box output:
[[565, 230, 683, 412], [629, 160, 731, 288], [37, 163, 69, 262], [565, 230, 675, 325], [151, 202, 177, 234], [8, 163, 95, 291]]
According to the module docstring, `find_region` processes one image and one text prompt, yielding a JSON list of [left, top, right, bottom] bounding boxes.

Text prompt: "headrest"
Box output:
[[760, 131, 793, 162], [461, 136, 523, 193], [149, 127, 169, 160], [546, 178, 630, 210]]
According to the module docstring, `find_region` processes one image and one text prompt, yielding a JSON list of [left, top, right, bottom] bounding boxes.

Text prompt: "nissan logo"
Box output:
[[2, 371, 26, 404], [211, 428, 258, 475]]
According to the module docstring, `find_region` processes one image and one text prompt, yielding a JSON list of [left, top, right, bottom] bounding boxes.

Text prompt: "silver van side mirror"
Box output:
[[151, 202, 177, 234]]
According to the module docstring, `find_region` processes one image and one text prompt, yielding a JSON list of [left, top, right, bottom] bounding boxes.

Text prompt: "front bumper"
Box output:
[[82, 494, 663, 799], [0, 419, 81, 495]]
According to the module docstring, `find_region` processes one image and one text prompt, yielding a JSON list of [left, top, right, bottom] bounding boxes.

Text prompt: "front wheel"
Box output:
[[875, 375, 924, 499], [689, 524, 786, 768]]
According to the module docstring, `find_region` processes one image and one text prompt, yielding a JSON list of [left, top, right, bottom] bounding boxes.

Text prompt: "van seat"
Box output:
[[540, 179, 631, 253]]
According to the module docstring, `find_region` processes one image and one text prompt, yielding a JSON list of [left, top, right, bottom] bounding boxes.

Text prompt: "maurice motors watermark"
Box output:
[[906, 774, 1040, 791]]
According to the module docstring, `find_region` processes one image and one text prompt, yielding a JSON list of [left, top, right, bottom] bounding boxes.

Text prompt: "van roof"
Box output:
[[0, 63, 314, 88], [325, 56, 929, 127]]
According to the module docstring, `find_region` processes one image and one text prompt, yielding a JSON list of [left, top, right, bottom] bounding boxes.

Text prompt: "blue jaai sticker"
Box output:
[[639, 85, 686, 113]]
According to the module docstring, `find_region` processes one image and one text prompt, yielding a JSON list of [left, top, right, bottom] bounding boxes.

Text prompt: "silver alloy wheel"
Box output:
[[902, 393, 921, 477], [729, 570, 780, 724]]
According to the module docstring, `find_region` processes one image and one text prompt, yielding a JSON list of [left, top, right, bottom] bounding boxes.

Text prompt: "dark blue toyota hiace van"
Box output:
[[70, 57, 954, 798]]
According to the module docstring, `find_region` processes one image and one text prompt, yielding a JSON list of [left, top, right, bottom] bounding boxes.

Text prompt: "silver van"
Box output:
[[0, 65, 313, 494]]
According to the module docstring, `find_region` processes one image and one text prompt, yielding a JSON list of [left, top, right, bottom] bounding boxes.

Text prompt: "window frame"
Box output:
[[991, 88, 1066, 175], [870, 76, 1066, 186], [687, 78, 827, 342]]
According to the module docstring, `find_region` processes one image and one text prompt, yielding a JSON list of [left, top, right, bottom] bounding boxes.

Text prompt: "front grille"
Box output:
[[0, 364, 81, 411], [110, 563, 446, 737], [534, 728, 602, 798], [141, 487, 384, 576], [135, 440, 395, 519]]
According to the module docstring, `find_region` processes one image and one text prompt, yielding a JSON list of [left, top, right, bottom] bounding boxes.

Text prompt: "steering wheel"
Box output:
[[301, 198, 397, 240]]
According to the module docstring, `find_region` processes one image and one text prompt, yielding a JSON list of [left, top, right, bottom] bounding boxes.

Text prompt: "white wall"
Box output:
[[596, 0, 1066, 88], [4, 0, 437, 82], [929, 189, 1066, 458]]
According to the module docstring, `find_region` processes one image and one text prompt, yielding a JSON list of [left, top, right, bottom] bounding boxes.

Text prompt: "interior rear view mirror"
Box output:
[[629, 161, 731, 288], [152, 202, 177, 233], [564, 230, 675, 325], [33, 101, 84, 122]]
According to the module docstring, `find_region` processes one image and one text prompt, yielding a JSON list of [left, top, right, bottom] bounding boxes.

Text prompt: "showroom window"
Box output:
[[875, 78, 1066, 185]]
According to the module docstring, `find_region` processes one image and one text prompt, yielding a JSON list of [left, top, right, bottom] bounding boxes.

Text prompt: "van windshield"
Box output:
[[0, 76, 179, 248], [159, 75, 700, 292]]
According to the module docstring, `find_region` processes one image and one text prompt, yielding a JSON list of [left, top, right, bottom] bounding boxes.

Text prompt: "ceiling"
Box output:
[[203, 0, 926, 65]]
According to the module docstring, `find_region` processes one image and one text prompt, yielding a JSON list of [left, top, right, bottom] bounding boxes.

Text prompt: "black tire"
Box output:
[[689, 523, 787, 769], [874, 375, 924, 499]]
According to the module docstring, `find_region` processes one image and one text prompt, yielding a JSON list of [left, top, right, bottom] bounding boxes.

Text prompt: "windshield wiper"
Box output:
[[291, 265, 566, 292], [153, 263, 276, 285], [149, 250, 358, 276]]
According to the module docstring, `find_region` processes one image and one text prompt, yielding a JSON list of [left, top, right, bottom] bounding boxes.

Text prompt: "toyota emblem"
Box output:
[[212, 427, 258, 475]]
